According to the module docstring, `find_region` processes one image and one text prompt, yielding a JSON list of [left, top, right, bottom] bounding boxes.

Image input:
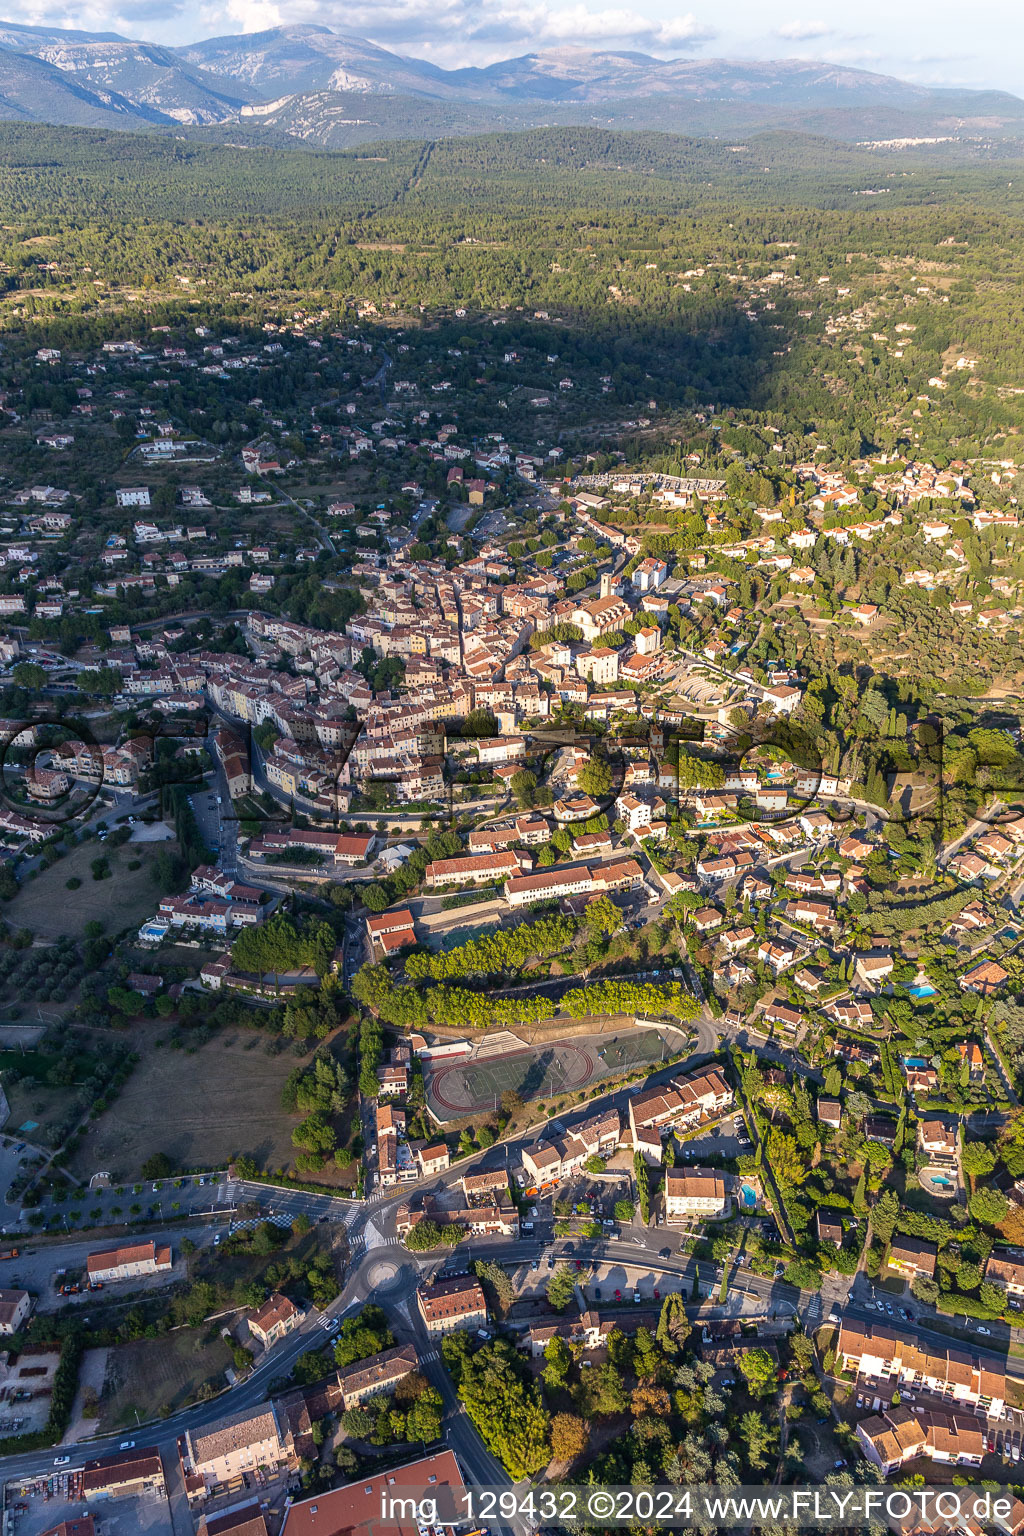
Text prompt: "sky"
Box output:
[[9, 0, 1024, 94]]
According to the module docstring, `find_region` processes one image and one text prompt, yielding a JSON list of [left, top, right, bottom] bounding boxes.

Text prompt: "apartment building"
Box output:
[[280, 1451, 466, 1536], [520, 1109, 620, 1186], [504, 857, 643, 908], [857, 1404, 985, 1476], [82, 1446, 165, 1502], [398, 1193, 519, 1240], [337, 1343, 419, 1409], [377, 1103, 416, 1188], [417, 1143, 451, 1177], [182, 1403, 297, 1495], [417, 1276, 487, 1335], [424, 850, 528, 887], [86, 1240, 172, 1284], [837, 1318, 1006, 1417], [628, 1066, 733, 1164], [664, 1168, 731, 1221]]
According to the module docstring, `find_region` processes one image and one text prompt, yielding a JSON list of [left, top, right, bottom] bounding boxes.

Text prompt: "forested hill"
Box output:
[[2, 118, 1024, 474], [5, 121, 1024, 225]]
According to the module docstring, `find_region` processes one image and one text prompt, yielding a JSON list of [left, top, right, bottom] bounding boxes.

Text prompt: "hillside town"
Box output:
[[1, 292, 1024, 1536]]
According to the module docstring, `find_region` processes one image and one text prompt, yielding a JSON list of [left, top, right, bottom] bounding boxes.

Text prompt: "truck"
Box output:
[[0, 1248, 19, 1260]]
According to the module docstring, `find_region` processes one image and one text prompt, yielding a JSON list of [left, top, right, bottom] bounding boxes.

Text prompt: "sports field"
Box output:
[[425, 1028, 671, 1122]]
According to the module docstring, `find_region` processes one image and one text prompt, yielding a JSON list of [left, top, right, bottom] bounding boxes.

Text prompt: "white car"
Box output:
[[54, 1456, 70, 1466], [977, 1326, 992, 1336]]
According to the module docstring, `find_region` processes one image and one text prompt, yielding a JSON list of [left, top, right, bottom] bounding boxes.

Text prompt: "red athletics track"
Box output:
[[428, 1041, 595, 1114]]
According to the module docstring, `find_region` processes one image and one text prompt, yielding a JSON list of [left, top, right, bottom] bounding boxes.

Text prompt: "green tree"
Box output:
[[738, 1347, 778, 1398], [546, 1264, 578, 1312]]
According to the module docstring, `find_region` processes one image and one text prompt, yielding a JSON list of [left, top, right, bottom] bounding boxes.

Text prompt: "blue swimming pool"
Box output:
[[930, 1174, 954, 1189], [903, 1056, 927, 1068], [908, 984, 937, 999], [741, 1184, 757, 1209]]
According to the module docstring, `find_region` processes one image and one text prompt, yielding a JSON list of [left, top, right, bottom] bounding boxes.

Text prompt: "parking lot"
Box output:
[[0, 1137, 42, 1228], [0, 1221, 219, 1313], [507, 1250, 767, 1315], [2, 1481, 174, 1536], [677, 1114, 751, 1162]]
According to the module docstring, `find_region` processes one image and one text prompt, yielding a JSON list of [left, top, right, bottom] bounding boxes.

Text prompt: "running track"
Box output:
[[428, 1041, 596, 1113]]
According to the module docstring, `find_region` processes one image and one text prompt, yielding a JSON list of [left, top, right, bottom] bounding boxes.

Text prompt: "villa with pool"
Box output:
[[917, 1112, 961, 1199]]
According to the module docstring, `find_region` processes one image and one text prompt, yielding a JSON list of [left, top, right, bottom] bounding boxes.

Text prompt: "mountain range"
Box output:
[[1, 19, 1024, 148]]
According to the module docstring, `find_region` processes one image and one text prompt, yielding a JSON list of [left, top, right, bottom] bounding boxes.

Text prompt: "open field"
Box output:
[[7, 838, 176, 940], [68, 1030, 304, 1180], [98, 1329, 234, 1430]]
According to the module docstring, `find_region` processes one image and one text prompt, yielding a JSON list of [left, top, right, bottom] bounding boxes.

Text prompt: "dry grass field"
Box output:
[[98, 1330, 234, 1430], [69, 1031, 303, 1180], [7, 839, 173, 941]]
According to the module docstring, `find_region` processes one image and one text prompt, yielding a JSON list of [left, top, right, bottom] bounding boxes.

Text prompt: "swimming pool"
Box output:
[[930, 1175, 954, 1188], [903, 1056, 927, 1068], [741, 1184, 757, 1210], [908, 984, 937, 999]]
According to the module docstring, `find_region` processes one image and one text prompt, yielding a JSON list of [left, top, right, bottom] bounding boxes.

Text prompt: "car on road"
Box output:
[[614, 1288, 622, 1300], [120, 1440, 135, 1450], [654, 1288, 660, 1300], [633, 1290, 641, 1304], [54, 1456, 69, 1466], [594, 1288, 602, 1301], [659, 1248, 671, 1259]]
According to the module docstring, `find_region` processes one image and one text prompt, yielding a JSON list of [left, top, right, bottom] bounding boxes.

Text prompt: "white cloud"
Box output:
[[189, 0, 715, 59], [773, 18, 832, 40], [468, 3, 713, 45]]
